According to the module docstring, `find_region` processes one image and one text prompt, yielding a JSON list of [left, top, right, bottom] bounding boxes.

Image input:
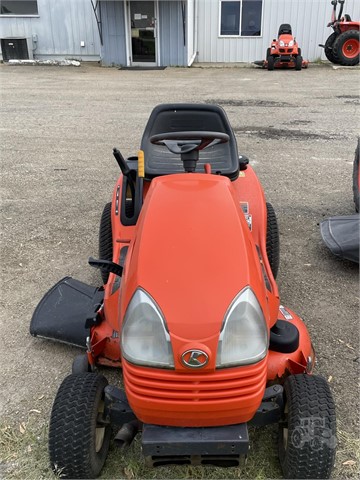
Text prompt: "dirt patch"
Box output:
[[289, 119, 313, 126], [336, 95, 360, 105], [336, 95, 360, 99], [233, 126, 333, 141], [205, 99, 293, 108]]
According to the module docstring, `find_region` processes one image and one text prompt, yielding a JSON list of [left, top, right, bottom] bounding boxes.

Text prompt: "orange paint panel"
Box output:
[[120, 174, 269, 340]]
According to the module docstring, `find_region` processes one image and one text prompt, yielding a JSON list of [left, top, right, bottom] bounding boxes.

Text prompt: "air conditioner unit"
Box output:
[[1, 37, 34, 61]]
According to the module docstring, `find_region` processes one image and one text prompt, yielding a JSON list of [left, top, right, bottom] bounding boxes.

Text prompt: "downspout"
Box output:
[[188, 0, 198, 66]]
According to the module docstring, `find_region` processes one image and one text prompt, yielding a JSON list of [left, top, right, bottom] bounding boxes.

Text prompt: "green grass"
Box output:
[[1, 418, 358, 479]]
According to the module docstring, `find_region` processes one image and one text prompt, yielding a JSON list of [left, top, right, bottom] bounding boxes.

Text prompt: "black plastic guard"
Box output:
[[320, 215, 359, 263], [30, 277, 104, 348], [142, 423, 249, 457]]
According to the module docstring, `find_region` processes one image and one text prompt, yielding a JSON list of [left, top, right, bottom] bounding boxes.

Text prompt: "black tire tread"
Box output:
[[324, 32, 339, 64], [353, 138, 359, 212], [266, 202, 280, 278], [49, 373, 110, 479], [280, 374, 336, 479], [98, 202, 113, 284], [267, 55, 275, 71]]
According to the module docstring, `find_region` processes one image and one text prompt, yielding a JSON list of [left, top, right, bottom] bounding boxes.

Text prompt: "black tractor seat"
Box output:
[[140, 104, 240, 181], [278, 24, 292, 36]]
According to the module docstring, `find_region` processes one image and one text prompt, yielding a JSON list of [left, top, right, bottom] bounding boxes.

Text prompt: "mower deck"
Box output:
[[254, 59, 309, 69]]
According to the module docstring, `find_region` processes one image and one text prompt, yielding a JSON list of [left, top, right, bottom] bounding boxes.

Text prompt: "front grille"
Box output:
[[124, 359, 267, 403]]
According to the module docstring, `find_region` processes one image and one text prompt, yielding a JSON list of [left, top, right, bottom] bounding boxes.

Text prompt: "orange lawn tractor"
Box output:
[[265, 24, 307, 70], [31, 104, 336, 479], [320, 0, 359, 66]]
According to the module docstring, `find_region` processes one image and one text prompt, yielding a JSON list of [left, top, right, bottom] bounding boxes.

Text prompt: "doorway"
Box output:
[[128, 1, 158, 66]]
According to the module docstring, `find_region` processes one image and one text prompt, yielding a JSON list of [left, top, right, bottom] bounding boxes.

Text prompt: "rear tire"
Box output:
[[99, 202, 113, 284], [324, 32, 340, 63], [49, 373, 111, 479], [267, 55, 275, 71], [266, 202, 280, 278], [353, 138, 359, 212], [279, 375, 336, 479], [333, 30, 360, 66]]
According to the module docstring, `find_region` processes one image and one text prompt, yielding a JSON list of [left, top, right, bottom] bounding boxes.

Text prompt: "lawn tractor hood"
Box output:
[[120, 174, 269, 371]]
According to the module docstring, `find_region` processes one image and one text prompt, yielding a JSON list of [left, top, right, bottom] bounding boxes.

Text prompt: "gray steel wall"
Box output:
[[159, 1, 186, 66], [99, 0, 127, 66], [0, 0, 101, 60], [196, 0, 360, 63]]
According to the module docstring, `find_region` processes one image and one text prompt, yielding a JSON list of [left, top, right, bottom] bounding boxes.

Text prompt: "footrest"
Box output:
[[142, 423, 248, 466], [30, 277, 103, 347]]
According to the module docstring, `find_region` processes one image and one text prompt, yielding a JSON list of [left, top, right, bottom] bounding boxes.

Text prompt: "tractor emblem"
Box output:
[[181, 349, 209, 368]]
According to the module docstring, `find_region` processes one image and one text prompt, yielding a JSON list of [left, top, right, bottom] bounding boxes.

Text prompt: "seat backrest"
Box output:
[[140, 104, 239, 181], [278, 24, 292, 36]]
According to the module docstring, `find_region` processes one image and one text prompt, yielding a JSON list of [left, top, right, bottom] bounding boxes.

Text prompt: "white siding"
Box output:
[[197, 0, 360, 63], [0, 0, 101, 60]]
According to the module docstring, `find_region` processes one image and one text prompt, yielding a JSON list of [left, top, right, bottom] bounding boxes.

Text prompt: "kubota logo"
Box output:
[[181, 349, 209, 368]]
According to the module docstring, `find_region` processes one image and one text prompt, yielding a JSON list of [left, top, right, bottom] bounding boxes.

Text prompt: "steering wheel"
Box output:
[[149, 131, 229, 155]]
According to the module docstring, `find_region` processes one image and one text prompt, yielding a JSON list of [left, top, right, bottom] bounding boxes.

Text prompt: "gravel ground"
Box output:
[[0, 62, 359, 478]]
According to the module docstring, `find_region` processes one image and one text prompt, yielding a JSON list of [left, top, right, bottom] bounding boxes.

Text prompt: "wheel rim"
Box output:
[[95, 400, 105, 453], [342, 38, 359, 59]]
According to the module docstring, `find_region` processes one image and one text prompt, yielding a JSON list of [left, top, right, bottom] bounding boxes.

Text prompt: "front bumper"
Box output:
[[142, 423, 249, 467]]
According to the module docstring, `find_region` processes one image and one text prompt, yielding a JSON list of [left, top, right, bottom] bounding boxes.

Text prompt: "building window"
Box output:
[[220, 0, 262, 37], [0, 1, 38, 15]]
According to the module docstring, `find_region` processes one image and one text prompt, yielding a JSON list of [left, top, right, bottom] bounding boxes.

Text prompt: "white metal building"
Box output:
[[0, 0, 359, 65], [196, 0, 360, 63], [0, 0, 101, 61]]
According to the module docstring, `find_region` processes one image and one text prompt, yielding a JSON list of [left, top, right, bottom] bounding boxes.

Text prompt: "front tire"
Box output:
[[333, 30, 360, 66], [295, 55, 303, 70], [267, 55, 275, 71], [279, 375, 336, 479], [49, 373, 111, 479]]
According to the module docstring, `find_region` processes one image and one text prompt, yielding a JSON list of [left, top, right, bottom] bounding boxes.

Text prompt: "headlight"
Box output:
[[288, 40, 294, 47], [216, 288, 268, 368], [279, 40, 285, 47], [121, 288, 174, 368]]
